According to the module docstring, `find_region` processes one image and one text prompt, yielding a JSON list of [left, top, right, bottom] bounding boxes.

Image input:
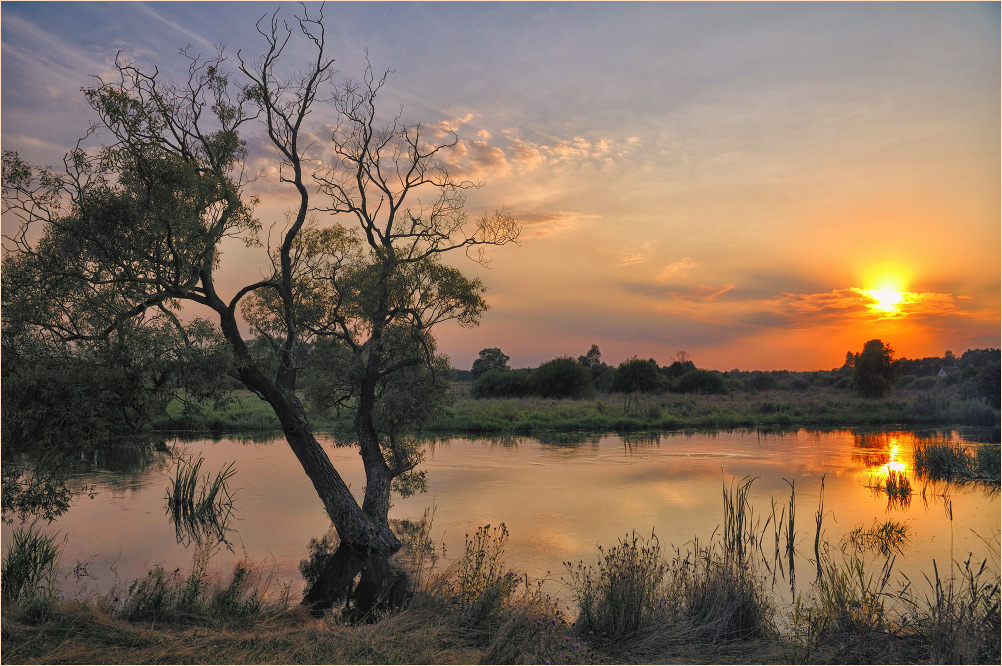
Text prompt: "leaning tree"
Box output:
[[1, 6, 518, 553]]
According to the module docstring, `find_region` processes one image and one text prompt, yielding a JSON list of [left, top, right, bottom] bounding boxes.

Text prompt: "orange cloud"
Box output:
[[516, 210, 597, 238]]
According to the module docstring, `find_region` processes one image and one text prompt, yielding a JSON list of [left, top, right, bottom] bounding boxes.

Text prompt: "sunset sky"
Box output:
[[3, 2, 999, 371]]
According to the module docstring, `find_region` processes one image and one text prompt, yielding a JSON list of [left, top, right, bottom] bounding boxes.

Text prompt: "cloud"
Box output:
[[508, 143, 547, 170], [516, 210, 598, 238], [138, 4, 214, 51], [656, 258, 699, 282], [620, 275, 968, 339]]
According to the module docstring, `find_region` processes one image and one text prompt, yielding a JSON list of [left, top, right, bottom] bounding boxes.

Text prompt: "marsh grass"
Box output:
[[914, 440, 1001, 486], [898, 555, 1002, 664], [428, 384, 1000, 435], [428, 522, 576, 664], [1, 524, 62, 609], [165, 454, 236, 547], [566, 480, 777, 654]]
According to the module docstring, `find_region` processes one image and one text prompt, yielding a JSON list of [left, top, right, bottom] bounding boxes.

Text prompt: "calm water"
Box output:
[[5, 428, 999, 607]]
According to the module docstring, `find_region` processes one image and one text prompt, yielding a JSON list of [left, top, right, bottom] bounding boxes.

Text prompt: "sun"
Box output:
[[867, 287, 904, 313], [859, 263, 912, 316]]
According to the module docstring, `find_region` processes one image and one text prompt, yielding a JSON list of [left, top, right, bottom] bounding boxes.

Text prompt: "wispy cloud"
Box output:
[[138, 3, 214, 50], [656, 258, 699, 282], [515, 210, 599, 238]]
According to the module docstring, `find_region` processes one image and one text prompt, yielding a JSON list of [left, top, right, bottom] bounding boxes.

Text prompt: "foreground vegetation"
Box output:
[[4, 478, 999, 664]]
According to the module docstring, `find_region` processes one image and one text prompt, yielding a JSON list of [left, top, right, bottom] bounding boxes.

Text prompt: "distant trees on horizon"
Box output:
[[464, 343, 1001, 405]]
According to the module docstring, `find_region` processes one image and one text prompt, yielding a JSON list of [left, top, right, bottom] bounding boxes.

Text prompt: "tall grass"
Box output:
[[432, 522, 573, 663], [565, 531, 671, 641], [566, 481, 777, 651], [1, 524, 62, 607], [114, 546, 288, 626], [899, 555, 1001, 663]]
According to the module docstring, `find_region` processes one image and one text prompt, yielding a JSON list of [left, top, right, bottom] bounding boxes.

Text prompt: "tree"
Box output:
[[578, 344, 602, 367], [471, 347, 510, 378], [1, 7, 518, 553], [613, 357, 663, 393], [851, 339, 895, 398]]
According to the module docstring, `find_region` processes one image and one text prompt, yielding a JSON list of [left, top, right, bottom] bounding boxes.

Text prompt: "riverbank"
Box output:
[[148, 384, 1001, 438]]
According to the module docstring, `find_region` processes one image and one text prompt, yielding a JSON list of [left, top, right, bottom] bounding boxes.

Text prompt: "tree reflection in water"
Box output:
[[300, 535, 412, 621], [300, 513, 436, 621]]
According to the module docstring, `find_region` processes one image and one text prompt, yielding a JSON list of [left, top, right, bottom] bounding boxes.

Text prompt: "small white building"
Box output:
[[937, 366, 960, 379]]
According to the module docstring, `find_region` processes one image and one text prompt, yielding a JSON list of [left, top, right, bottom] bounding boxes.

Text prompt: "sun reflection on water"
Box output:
[[855, 432, 913, 486]]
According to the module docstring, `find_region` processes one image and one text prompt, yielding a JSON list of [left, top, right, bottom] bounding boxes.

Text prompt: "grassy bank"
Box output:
[[426, 385, 1000, 435], [147, 384, 1000, 438], [4, 481, 999, 664]]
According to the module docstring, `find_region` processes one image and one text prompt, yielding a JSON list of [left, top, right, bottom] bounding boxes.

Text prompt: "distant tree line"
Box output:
[[461, 342, 1001, 406]]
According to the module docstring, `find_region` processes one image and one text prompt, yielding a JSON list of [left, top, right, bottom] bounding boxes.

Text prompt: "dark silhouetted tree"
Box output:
[[578, 344, 602, 367], [851, 339, 896, 398], [471, 347, 511, 378]]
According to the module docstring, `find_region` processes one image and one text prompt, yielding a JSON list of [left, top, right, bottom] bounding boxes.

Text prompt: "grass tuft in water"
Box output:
[[165, 454, 236, 547], [841, 519, 911, 557]]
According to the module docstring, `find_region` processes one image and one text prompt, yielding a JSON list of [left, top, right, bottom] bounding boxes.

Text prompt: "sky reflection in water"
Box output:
[[5, 429, 997, 606]]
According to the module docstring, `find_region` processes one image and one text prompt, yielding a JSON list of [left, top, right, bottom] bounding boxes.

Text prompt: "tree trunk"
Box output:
[[268, 386, 400, 554], [354, 377, 395, 534]]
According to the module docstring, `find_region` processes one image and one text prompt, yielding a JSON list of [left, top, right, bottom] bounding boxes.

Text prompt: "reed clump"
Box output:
[[1, 524, 62, 614], [165, 454, 236, 546]]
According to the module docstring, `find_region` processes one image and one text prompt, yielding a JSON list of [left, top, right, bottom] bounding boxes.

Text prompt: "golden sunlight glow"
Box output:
[[860, 434, 912, 487], [866, 288, 905, 313], [859, 262, 913, 316]]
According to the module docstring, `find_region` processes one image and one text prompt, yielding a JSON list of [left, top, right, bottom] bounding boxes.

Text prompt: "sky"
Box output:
[[2, 2, 999, 371]]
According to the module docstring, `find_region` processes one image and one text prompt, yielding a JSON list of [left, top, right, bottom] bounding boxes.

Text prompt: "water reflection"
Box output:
[[4, 427, 998, 610], [2, 439, 173, 524], [300, 533, 412, 621]]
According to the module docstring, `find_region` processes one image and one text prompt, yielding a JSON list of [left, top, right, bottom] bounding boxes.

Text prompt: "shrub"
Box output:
[[959, 360, 1001, 405], [897, 375, 916, 388], [672, 369, 726, 394], [470, 369, 530, 399], [613, 357, 664, 393], [528, 358, 593, 399], [910, 375, 938, 391], [960, 398, 997, 426], [662, 359, 696, 379], [748, 372, 778, 391]]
